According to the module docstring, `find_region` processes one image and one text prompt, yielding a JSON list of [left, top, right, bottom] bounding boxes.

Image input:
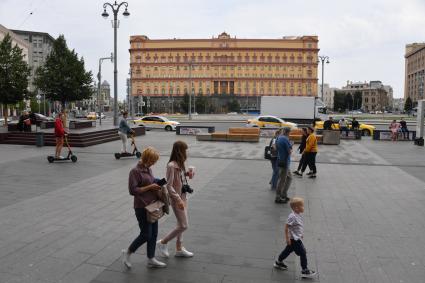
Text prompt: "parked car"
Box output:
[[86, 112, 105, 120], [315, 118, 375, 136], [246, 115, 298, 129], [86, 112, 97, 120], [133, 115, 180, 131]]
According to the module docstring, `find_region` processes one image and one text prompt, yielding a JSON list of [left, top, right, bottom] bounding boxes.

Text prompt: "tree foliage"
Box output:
[[227, 98, 240, 112], [334, 91, 362, 112], [344, 93, 353, 111], [333, 91, 346, 112], [404, 96, 413, 112], [195, 93, 208, 114], [0, 34, 31, 125], [353, 91, 362, 109], [180, 92, 189, 113], [34, 35, 93, 107]]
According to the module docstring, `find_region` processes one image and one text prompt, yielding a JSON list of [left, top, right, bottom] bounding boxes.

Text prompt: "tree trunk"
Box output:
[[3, 106, 8, 127]]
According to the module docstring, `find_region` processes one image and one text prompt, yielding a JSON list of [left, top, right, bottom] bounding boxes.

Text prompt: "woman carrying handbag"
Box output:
[[121, 147, 167, 269], [157, 141, 195, 258]]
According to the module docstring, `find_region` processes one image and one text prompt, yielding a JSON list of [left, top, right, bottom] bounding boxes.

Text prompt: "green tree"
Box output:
[[344, 93, 353, 111], [404, 96, 413, 113], [353, 91, 362, 110], [180, 92, 189, 113], [333, 91, 345, 112], [0, 34, 31, 126], [195, 93, 208, 114], [34, 35, 93, 108], [227, 98, 240, 112]]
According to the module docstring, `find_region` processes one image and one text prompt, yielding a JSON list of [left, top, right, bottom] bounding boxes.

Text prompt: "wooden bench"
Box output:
[[227, 128, 260, 142], [198, 127, 260, 142]]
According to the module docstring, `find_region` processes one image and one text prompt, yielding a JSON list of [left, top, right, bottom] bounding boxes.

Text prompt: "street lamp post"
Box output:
[[97, 54, 113, 125], [318, 55, 330, 101], [101, 1, 130, 126]]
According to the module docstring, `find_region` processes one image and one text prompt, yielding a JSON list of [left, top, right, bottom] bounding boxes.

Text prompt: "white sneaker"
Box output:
[[121, 249, 132, 268], [175, 247, 194, 258], [58, 156, 65, 160], [156, 240, 169, 258], [147, 257, 167, 268]]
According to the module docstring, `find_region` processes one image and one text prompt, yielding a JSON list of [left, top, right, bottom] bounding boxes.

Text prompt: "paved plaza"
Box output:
[[0, 132, 425, 283]]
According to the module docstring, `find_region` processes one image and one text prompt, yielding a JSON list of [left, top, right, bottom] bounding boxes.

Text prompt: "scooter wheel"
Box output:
[[47, 156, 54, 163], [71, 155, 77, 163], [114, 153, 121, 160], [136, 151, 141, 159]]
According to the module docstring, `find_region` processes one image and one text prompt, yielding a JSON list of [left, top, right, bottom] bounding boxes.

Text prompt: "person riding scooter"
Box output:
[[118, 111, 135, 154], [54, 112, 67, 159]]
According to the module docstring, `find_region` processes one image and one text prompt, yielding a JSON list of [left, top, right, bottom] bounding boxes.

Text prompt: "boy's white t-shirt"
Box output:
[[287, 211, 304, 240]]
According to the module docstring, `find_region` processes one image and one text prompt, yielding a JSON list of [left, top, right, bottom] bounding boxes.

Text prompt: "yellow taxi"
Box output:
[[86, 112, 97, 120], [315, 118, 375, 136], [133, 115, 180, 131], [246, 115, 298, 129]]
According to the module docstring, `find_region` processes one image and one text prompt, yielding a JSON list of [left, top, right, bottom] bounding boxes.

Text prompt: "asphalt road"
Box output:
[[178, 121, 417, 132]]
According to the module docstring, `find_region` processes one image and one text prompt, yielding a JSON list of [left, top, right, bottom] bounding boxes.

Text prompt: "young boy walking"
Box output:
[[274, 197, 317, 278]]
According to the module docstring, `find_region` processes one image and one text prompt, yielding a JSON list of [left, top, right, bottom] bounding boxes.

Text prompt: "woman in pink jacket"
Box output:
[[157, 141, 194, 258], [389, 120, 400, 141]]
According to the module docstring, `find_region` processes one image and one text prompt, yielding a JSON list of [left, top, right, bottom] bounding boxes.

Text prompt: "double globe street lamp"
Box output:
[[101, 1, 130, 126], [317, 55, 330, 102]]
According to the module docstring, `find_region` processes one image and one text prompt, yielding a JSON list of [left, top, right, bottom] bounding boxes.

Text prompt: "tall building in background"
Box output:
[[11, 29, 55, 93], [319, 83, 339, 110], [129, 32, 319, 113], [404, 43, 425, 105], [0, 25, 30, 63]]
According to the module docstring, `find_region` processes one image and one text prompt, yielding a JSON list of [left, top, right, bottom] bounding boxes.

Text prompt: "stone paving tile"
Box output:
[[1, 134, 425, 283]]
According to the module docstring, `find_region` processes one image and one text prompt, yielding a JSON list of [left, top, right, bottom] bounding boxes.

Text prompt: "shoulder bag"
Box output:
[[264, 138, 275, 160], [145, 200, 165, 223]]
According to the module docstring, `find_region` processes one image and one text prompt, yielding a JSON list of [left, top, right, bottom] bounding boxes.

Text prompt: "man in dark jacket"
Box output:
[[351, 118, 360, 131], [274, 127, 293, 204], [399, 118, 409, 140], [323, 117, 334, 130]]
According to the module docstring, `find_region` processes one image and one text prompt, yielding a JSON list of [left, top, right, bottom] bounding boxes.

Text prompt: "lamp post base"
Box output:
[[414, 137, 424, 146]]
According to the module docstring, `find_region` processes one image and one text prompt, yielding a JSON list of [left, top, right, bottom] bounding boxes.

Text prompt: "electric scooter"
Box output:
[[114, 133, 141, 159], [47, 135, 77, 163]]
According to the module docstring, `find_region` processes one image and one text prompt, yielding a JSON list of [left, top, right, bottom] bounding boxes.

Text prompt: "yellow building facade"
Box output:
[[129, 32, 319, 113]]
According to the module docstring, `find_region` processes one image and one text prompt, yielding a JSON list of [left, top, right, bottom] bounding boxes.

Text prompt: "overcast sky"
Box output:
[[1, 0, 425, 99]]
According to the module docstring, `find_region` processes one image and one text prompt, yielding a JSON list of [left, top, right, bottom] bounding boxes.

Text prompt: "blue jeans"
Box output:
[[278, 239, 308, 270], [271, 158, 279, 190], [128, 208, 158, 258]]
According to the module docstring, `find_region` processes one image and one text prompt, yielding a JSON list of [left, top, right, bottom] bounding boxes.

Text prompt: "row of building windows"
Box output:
[[138, 80, 312, 88], [134, 73, 312, 79], [407, 50, 425, 73], [134, 65, 313, 72], [132, 52, 315, 64], [137, 88, 313, 96]]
